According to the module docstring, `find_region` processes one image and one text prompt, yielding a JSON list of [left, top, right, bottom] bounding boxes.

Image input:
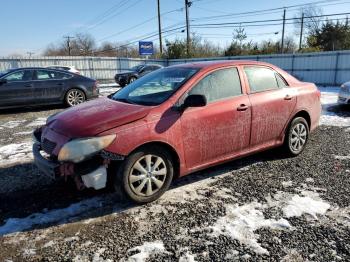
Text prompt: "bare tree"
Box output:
[[294, 4, 323, 36]]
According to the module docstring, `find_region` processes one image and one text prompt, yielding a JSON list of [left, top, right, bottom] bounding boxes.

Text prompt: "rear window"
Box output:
[[244, 66, 285, 92]]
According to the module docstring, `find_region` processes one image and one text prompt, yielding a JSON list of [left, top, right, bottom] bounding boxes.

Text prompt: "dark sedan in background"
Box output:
[[114, 64, 163, 87], [0, 67, 98, 108]]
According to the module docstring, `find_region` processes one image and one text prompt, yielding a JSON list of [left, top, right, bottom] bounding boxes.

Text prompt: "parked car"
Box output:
[[33, 60, 321, 204], [114, 64, 163, 87], [47, 65, 80, 74], [0, 67, 98, 108], [338, 82, 350, 105]]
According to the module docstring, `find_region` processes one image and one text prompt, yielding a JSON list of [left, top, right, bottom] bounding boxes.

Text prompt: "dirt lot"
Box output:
[[0, 86, 349, 262]]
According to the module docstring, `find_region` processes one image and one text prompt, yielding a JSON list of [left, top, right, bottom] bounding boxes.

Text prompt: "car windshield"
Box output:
[[0, 70, 11, 77], [111, 67, 199, 106]]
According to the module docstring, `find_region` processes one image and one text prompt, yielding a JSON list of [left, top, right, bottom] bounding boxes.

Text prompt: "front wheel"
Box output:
[[128, 76, 137, 84], [284, 117, 309, 156], [114, 146, 174, 203], [65, 88, 86, 107]]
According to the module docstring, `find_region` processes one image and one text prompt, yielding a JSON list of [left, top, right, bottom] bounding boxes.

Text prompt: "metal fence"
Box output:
[[1, 50, 349, 85], [0, 57, 166, 82]]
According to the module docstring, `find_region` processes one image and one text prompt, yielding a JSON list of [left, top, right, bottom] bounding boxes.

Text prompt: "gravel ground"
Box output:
[[0, 87, 349, 262]]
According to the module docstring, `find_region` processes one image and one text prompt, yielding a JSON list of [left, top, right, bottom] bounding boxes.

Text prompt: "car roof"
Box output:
[[169, 60, 276, 69]]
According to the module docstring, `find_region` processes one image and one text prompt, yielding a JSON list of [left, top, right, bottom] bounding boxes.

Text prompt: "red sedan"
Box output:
[[33, 61, 321, 203]]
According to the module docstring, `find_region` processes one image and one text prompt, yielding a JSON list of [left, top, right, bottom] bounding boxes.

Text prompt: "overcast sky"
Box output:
[[1, 0, 349, 56]]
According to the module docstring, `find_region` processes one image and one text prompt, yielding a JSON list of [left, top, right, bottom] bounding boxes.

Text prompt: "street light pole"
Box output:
[[185, 0, 191, 57]]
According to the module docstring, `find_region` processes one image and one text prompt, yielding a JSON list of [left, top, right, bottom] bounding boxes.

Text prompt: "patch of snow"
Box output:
[[43, 240, 55, 248], [306, 177, 314, 183], [179, 252, 196, 262], [225, 250, 239, 260], [282, 181, 293, 187], [0, 141, 33, 167], [319, 87, 350, 127], [210, 202, 291, 255], [23, 248, 36, 256], [14, 131, 33, 136], [99, 87, 120, 97], [283, 195, 330, 219], [334, 155, 350, 160], [125, 241, 169, 261], [0, 120, 26, 129], [26, 117, 47, 127], [98, 83, 119, 88], [0, 197, 103, 236]]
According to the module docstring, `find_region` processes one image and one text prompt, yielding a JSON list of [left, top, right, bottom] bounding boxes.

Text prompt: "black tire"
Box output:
[[283, 117, 309, 156], [65, 88, 86, 107], [128, 76, 137, 84], [114, 146, 174, 203]]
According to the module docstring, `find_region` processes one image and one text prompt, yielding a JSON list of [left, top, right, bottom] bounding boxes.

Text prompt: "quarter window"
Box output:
[[50, 71, 72, 80], [244, 66, 286, 92], [188, 67, 242, 103], [35, 70, 52, 80]]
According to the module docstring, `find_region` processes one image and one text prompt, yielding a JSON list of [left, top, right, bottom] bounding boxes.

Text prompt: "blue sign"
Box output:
[[139, 41, 154, 55]]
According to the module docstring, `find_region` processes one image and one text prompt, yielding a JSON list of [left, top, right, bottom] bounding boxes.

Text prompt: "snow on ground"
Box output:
[[0, 141, 33, 167], [0, 120, 26, 129], [124, 241, 169, 262], [319, 86, 350, 127], [209, 187, 332, 255], [0, 197, 104, 236], [99, 86, 120, 97], [26, 117, 47, 127], [210, 202, 291, 254]]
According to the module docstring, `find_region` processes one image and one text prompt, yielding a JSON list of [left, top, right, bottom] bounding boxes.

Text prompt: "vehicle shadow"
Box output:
[[0, 104, 65, 115], [0, 147, 287, 235]]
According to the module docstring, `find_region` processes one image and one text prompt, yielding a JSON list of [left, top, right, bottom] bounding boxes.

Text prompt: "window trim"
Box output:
[[243, 65, 288, 94], [181, 66, 244, 106], [2, 70, 33, 83]]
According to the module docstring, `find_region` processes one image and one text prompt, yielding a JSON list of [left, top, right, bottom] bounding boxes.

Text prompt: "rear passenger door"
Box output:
[[0, 70, 35, 106], [180, 67, 252, 169], [244, 66, 297, 147], [33, 69, 69, 103]]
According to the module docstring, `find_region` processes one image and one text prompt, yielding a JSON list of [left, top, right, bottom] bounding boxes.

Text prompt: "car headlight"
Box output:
[[58, 134, 116, 163]]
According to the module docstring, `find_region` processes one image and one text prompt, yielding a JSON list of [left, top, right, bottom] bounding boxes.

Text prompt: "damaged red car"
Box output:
[[33, 61, 321, 203]]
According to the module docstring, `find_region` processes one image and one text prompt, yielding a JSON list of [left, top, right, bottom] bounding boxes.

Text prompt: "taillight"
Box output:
[[316, 89, 321, 99], [93, 81, 99, 91]]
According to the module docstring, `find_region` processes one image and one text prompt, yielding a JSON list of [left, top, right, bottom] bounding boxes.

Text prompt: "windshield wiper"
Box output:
[[112, 97, 136, 104]]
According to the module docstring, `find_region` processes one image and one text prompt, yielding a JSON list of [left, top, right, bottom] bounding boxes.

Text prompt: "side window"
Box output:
[[35, 70, 52, 80], [276, 73, 288, 87], [188, 67, 242, 103], [4, 71, 25, 82], [244, 66, 280, 92], [50, 71, 71, 80]]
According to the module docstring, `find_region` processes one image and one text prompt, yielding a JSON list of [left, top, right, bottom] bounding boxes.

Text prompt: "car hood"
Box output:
[[47, 97, 151, 137]]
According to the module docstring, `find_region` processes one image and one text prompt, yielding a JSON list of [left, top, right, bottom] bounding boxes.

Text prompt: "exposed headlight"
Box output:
[[58, 134, 116, 163]]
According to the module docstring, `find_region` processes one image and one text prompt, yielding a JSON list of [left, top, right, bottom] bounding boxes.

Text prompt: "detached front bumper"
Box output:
[[33, 142, 60, 179]]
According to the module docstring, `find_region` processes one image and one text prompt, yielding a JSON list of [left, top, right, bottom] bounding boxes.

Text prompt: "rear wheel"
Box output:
[[284, 117, 309, 156], [128, 76, 137, 84], [114, 146, 173, 203], [65, 88, 86, 107]]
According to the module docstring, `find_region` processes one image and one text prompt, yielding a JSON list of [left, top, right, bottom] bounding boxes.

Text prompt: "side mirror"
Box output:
[[182, 94, 207, 109], [0, 78, 7, 85]]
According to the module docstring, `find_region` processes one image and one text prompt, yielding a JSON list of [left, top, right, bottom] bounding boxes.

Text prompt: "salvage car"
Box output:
[[114, 64, 163, 87], [338, 81, 350, 105], [33, 60, 321, 203], [0, 67, 98, 108]]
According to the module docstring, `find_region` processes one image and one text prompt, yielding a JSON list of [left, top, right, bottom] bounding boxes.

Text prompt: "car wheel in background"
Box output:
[[128, 76, 137, 84], [65, 88, 86, 107], [114, 146, 174, 203], [284, 117, 309, 156]]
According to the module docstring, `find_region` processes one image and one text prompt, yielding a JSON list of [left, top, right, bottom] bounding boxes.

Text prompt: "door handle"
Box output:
[[24, 84, 33, 87], [284, 94, 292, 100], [237, 104, 249, 111], [56, 83, 64, 86]]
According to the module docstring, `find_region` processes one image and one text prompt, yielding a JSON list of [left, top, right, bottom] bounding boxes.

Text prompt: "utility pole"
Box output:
[[299, 12, 304, 51], [157, 0, 163, 54], [185, 0, 191, 57], [63, 36, 74, 56], [281, 9, 286, 54]]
